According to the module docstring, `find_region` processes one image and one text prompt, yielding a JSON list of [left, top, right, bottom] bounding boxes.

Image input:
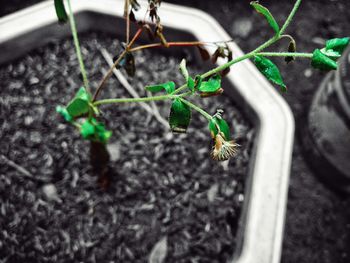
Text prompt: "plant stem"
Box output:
[[93, 50, 127, 101], [124, 0, 130, 44], [66, 0, 89, 90], [256, 52, 312, 58], [279, 0, 302, 35], [93, 28, 143, 102], [179, 98, 212, 120], [129, 41, 205, 52], [93, 94, 185, 106]]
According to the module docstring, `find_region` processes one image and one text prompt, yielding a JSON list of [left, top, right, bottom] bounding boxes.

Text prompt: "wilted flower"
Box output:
[[211, 132, 239, 161]]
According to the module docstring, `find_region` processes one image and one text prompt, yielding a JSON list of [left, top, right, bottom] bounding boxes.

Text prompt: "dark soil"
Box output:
[[0, 33, 254, 262]]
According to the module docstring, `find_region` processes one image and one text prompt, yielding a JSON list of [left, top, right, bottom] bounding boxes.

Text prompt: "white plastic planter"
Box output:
[[0, 1, 295, 263]]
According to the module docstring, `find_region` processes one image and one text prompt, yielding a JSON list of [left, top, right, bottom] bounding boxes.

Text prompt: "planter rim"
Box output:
[[0, 1, 295, 263]]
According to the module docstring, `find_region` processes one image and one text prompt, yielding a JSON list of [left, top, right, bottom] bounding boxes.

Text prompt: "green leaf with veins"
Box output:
[[326, 37, 350, 54], [169, 98, 191, 133], [145, 81, 176, 94], [198, 75, 221, 93], [66, 87, 92, 117], [311, 49, 338, 70], [254, 56, 287, 92], [250, 1, 279, 34]]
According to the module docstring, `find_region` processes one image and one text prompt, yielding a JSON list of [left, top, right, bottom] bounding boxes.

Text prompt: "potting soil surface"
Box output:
[[0, 33, 254, 262]]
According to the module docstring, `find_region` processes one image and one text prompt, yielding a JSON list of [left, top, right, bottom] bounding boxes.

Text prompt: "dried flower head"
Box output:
[[211, 132, 239, 161]]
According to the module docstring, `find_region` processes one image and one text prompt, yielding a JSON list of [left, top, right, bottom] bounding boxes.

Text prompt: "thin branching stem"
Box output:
[[93, 93, 185, 106], [66, 0, 89, 90], [279, 0, 302, 35], [93, 28, 143, 101], [256, 52, 312, 58], [125, 0, 130, 44], [179, 98, 212, 120]]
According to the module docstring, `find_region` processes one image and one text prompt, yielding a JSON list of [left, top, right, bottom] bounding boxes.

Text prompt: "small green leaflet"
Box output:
[[179, 59, 195, 91], [326, 37, 350, 54], [311, 49, 338, 70], [54, 0, 68, 24], [56, 105, 72, 122], [320, 48, 341, 61], [208, 116, 231, 141], [198, 75, 221, 93], [80, 118, 112, 144], [169, 98, 191, 133], [145, 81, 175, 94], [81, 119, 95, 139], [66, 87, 92, 117], [179, 59, 189, 81], [250, 1, 279, 34], [254, 56, 287, 92]]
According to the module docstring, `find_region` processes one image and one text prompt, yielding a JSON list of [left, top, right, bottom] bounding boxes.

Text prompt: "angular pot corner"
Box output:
[[0, 1, 295, 262]]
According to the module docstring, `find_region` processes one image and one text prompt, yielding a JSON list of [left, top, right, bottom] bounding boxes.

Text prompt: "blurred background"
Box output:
[[1, 0, 350, 262]]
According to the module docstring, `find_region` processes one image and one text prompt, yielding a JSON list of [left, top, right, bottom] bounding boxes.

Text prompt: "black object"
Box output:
[[302, 46, 350, 194]]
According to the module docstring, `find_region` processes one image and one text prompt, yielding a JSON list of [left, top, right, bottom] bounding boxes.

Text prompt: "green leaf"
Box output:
[[250, 1, 279, 34], [56, 105, 72, 122], [254, 56, 287, 92], [179, 59, 195, 91], [326, 37, 350, 54], [80, 118, 112, 144], [54, 0, 68, 24], [208, 116, 231, 141], [66, 87, 92, 117], [169, 98, 191, 133], [179, 59, 189, 81], [198, 75, 221, 93], [311, 49, 338, 70], [187, 77, 195, 91], [145, 81, 175, 94], [194, 75, 202, 91], [81, 119, 96, 139], [320, 48, 341, 61], [95, 122, 112, 143]]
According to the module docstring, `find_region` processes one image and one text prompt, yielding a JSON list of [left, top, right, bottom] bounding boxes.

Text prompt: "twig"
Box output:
[[0, 154, 49, 183], [99, 48, 169, 129]]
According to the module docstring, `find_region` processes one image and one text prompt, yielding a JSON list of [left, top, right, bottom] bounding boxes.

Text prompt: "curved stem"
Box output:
[[66, 0, 89, 90], [93, 50, 127, 101], [93, 28, 143, 102], [179, 98, 212, 120]]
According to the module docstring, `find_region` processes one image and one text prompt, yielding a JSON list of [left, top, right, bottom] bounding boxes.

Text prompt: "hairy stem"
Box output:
[[279, 0, 302, 35], [256, 52, 312, 58], [93, 93, 186, 106], [179, 98, 212, 120], [66, 0, 89, 90]]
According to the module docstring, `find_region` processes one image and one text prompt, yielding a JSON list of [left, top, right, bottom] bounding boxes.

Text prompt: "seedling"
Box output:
[[55, 0, 349, 181]]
